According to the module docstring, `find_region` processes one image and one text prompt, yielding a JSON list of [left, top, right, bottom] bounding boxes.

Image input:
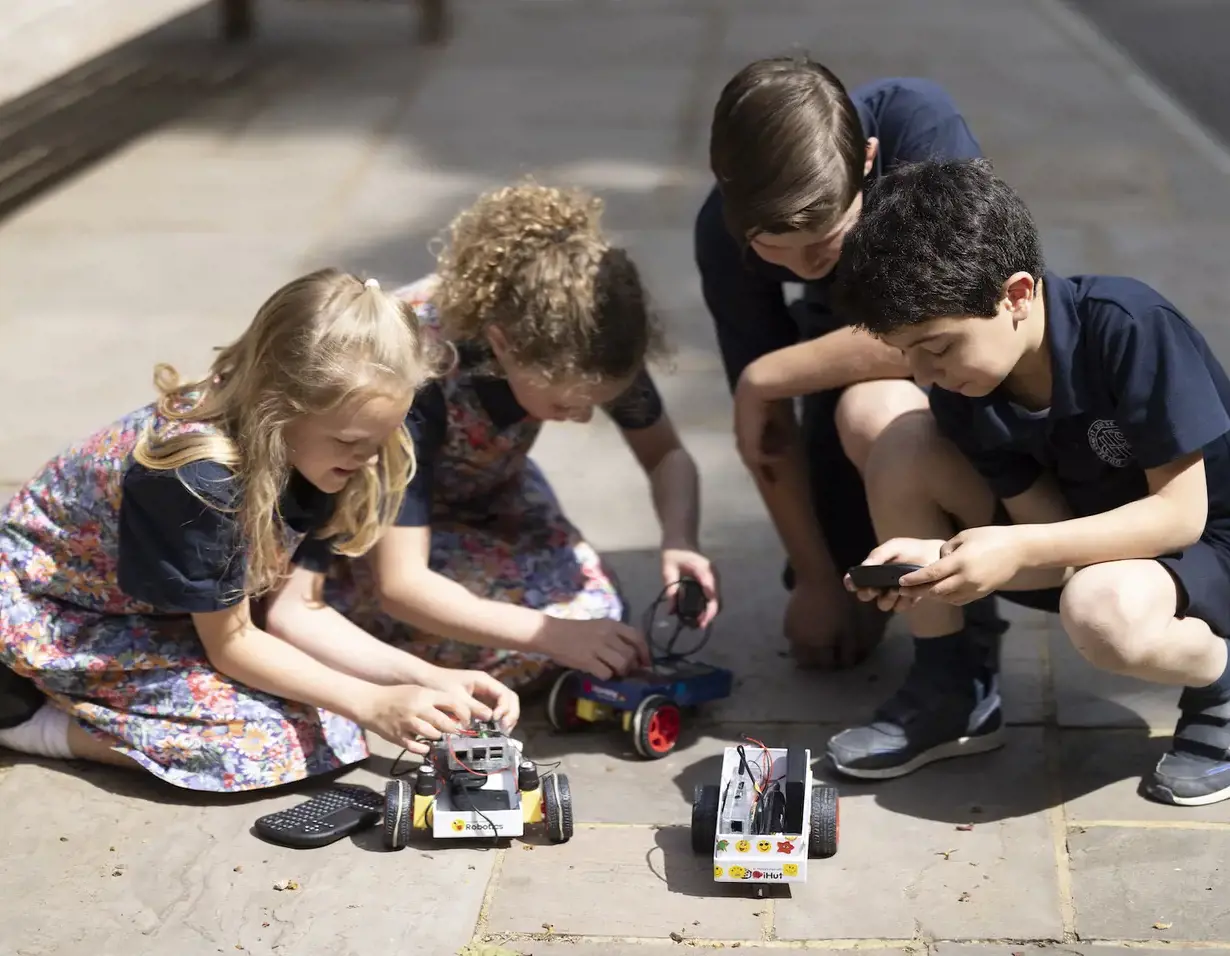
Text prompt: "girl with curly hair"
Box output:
[[324, 183, 720, 689], [0, 269, 517, 791]]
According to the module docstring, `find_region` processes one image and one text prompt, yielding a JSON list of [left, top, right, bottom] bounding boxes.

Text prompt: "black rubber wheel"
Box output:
[[808, 784, 839, 859], [545, 670, 585, 732], [383, 779, 414, 850], [631, 694, 682, 759], [690, 783, 720, 854], [543, 772, 575, 844]]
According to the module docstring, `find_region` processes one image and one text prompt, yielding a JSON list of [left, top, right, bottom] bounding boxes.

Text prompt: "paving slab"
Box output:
[[1067, 826, 1230, 941], [0, 759, 494, 956], [1048, 631, 1178, 730]]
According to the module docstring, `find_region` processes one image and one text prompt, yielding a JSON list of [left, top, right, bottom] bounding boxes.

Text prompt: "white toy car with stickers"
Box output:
[[691, 739, 839, 890], [382, 720, 574, 847]]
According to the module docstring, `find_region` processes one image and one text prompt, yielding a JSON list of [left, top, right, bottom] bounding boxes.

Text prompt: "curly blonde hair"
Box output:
[[133, 268, 445, 597], [432, 182, 664, 382]]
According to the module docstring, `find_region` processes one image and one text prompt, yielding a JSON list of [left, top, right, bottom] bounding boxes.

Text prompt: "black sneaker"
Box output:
[[0, 664, 44, 730], [1144, 690, 1230, 806], [826, 638, 1005, 780]]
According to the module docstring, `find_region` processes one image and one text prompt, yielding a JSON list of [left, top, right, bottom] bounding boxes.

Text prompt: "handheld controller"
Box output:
[[254, 783, 384, 849], [846, 562, 923, 590]]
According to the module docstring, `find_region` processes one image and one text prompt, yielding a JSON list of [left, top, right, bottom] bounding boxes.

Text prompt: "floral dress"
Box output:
[[0, 403, 368, 792], [323, 275, 660, 690]]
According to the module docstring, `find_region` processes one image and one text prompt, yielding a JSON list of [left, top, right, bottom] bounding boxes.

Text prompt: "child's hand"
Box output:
[[541, 617, 650, 680], [359, 685, 491, 754], [661, 547, 720, 626], [429, 668, 521, 731], [844, 538, 945, 613], [898, 526, 1026, 605]]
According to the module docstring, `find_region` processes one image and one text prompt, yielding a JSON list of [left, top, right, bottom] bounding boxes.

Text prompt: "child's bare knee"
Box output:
[[864, 409, 947, 501], [835, 380, 928, 471], [1060, 563, 1175, 673]]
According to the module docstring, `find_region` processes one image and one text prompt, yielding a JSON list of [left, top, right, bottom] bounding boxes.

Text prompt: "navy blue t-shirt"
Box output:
[[930, 273, 1230, 537], [695, 77, 984, 391], [396, 346, 665, 527], [117, 462, 337, 611]]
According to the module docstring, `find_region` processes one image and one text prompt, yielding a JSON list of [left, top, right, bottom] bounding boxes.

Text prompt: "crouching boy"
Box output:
[[826, 157, 1230, 806]]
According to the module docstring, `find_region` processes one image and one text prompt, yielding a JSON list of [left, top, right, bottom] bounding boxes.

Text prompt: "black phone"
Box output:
[[846, 563, 923, 590]]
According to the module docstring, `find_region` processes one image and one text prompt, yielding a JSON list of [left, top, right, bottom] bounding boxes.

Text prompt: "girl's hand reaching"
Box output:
[[426, 667, 521, 732], [359, 684, 492, 755]]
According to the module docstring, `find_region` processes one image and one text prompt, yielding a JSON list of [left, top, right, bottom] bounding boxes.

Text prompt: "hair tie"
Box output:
[[363, 277, 381, 291]]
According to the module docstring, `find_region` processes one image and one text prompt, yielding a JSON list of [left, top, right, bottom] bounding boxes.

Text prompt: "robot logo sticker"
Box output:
[[735, 839, 750, 853], [713, 865, 724, 878], [776, 840, 794, 854], [451, 818, 465, 832], [783, 863, 799, 876], [1087, 419, 1133, 468], [756, 840, 772, 853]]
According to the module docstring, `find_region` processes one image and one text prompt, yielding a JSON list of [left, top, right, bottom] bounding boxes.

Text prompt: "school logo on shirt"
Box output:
[[1087, 419, 1133, 468]]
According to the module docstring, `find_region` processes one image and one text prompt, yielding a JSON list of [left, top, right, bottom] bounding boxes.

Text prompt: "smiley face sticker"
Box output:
[[450, 818, 465, 832], [756, 840, 772, 853], [713, 865, 724, 878], [735, 839, 751, 853], [728, 865, 747, 879], [783, 863, 799, 877]]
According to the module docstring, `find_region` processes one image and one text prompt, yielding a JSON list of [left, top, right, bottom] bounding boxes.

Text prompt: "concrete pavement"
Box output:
[[3, 1, 1230, 953]]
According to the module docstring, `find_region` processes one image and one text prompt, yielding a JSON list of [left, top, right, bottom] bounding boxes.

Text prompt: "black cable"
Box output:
[[642, 578, 715, 665]]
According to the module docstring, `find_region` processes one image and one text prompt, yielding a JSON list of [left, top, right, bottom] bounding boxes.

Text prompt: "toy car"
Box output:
[[544, 575, 733, 759], [691, 739, 839, 891], [546, 661, 733, 758], [382, 720, 574, 848]]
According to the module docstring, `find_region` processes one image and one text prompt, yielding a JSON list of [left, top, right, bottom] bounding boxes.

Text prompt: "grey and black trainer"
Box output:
[[1144, 690, 1230, 806]]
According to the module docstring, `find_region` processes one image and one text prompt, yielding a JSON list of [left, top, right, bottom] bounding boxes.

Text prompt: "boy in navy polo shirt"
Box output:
[[695, 54, 1007, 688], [828, 156, 1230, 805]]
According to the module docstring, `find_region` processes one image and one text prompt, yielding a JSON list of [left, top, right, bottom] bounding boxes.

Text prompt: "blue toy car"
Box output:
[[544, 576, 733, 759]]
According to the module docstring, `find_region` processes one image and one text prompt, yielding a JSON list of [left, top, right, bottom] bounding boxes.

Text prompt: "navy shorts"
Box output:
[[987, 503, 1230, 635]]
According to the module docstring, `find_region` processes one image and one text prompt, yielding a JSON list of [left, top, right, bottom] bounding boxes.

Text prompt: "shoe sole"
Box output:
[[1142, 780, 1230, 807], [828, 725, 1006, 780]]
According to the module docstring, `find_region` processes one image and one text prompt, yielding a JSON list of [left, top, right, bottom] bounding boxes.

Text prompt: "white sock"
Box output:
[[0, 702, 73, 760]]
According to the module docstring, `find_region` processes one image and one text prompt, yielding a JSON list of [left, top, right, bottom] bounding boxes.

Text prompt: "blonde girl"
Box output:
[[0, 268, 518, 792], [324, 183, 721, 690]]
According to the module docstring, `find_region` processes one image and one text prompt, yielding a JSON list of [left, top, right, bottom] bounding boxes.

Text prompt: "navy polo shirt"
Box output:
[[930, 273, 1230, 537], [695, 77, 984, 391], [396, 344, 666, 527]]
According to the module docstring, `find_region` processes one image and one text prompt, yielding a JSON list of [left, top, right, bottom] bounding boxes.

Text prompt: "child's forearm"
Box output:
[[265, 600, 441, 687], [380, 568, 552, 652], [650, 447, 701, 549], [202, 620, 378, 725], [1016, 495, 1205, 571]]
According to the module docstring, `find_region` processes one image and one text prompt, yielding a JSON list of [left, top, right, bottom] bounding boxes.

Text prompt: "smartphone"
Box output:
[[846, 563, 923, 590]]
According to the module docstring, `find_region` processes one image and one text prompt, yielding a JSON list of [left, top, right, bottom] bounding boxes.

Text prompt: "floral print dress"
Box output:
[[323, 275, 655, 690], [0, 403, 368, 791]]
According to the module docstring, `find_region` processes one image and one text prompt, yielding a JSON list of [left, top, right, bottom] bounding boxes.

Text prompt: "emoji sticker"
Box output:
[[713, 865, 724, 878], [756, 840, 772, 853], [451, 819, 465, 832], [735, 839, 751, 853], [783, 863, 799, 877], [728, 865, 747, 879], [716, 839, 729, 852], [776, 840, 794, 854]]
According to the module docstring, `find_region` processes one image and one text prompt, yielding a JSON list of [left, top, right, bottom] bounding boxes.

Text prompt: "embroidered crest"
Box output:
[[1087, 419, 1133, 468]]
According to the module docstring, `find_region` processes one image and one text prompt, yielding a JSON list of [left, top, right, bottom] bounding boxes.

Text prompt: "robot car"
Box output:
[[691, 738, 839, 891], [383, 720, 574, 848], [544, 576, 733, 759]]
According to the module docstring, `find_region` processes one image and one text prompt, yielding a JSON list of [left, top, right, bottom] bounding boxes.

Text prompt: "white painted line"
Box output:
[[1035, 0, 1230, 179]]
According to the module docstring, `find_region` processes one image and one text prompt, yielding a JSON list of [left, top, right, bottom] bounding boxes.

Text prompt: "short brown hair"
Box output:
[[433, 181, 664, 383], [709, 55, 866, 240]]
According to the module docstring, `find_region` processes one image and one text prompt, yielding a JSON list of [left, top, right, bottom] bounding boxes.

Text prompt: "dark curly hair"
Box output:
[[831, 158, 1045, 335]]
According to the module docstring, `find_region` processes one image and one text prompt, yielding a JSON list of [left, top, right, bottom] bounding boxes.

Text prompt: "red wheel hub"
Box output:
[[645, 705, 681, 753]]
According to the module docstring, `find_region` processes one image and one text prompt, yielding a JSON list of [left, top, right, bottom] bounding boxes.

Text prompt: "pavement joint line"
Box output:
[[467, 844, 506, 942], [1036, 0, 1230, 179], [761, 894, 776, 942], [478, 934, 917, 950], [1069, 819, 1230, 831], [1039, 623, 1078, 943]]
